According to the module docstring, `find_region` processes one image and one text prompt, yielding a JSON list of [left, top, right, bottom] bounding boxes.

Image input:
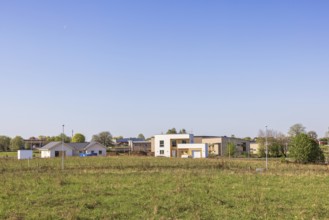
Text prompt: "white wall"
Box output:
[[18, 150, 33, 160], [41, 150, 51, 158], [177, 143, 208, 158], [154, 134, 193, 157], [41, 144, 73, 158], [85, 144, 107, 156]]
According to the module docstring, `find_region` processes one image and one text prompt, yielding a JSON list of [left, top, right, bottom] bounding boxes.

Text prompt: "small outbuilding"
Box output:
[[17, 150, 33, 160]]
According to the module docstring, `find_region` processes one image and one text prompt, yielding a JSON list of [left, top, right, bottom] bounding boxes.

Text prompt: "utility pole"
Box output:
[[62, 124, 65, 170], [327, 127, 329, 146], [265, 125, 268, 170]]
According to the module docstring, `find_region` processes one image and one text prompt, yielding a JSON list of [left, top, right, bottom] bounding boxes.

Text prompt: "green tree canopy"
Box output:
[[289, 133, 324, 163], [166, 128, 177, 134], [113, 136, 123, 140], [72, 133, 86, 143], [10, 136, 24, 151], [137, 134, 145, 140], [179, 129, 187, 134], [92, 131, 113, 147], [0, 136, 11, 152], [257, 129, 288, 157], [46, 134, 71, 143]]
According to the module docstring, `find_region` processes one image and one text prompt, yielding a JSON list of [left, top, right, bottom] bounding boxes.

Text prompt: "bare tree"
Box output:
[[288, 123, 306, 137], [307, 131, 318, 140]]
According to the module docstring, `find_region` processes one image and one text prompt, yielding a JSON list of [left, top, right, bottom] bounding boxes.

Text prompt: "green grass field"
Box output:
[[1, 157, 329, 219], [0, 151, 17, 157]]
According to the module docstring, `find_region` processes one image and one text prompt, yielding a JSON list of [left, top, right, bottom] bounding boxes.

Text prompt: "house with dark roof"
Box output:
[[39, 141, 107, 158]]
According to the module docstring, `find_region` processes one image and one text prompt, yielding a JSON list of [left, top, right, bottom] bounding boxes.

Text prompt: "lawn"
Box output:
[[0, 151, 17, 158], [0, 157, 329, 219]]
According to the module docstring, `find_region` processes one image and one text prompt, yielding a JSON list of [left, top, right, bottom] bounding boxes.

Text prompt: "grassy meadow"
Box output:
[[1, 157, 329, 219]]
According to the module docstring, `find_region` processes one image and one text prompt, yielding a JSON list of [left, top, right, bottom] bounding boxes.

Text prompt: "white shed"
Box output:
[[17, 150, 33, 160]]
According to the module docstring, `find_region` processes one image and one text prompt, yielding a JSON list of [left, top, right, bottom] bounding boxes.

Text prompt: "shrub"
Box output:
[[289, 133, 324, 163]]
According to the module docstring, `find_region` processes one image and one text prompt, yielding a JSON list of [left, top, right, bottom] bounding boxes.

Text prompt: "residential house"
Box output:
[[39, 141, 107, 158], [24, 137, 47, 149], [153, 134, 208, 158], [128, 140, 151, 152], [194, 136, 250, 156], [114, 138, 144, 146], [250, 142, 260, 155]]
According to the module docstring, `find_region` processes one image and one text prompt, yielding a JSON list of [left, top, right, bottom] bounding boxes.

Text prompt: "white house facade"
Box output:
[[39, 142, 74, 158], [39, 141, 106, 158], [154, 134, 208, 158], [154, 134, 193, 157]]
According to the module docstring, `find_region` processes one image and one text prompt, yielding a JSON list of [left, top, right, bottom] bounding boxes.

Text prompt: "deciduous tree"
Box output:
[[137, 134, 145, 140], [288, 123, 306, 137], [0, 136, 11, 152], [179, 129, 187, 134], [10, 136, 24, 151], [307, 131, 318, 140], [166, 128, 177, 134], [92, 131, 113, 147], [289, 133, 324, 163], [72, 133, 86, 143]]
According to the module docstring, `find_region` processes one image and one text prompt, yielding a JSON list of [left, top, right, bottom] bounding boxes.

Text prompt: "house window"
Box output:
[[160, 140, 164, 147], [91, 150, 94, 154], [160, 150, 164, 155], [99, 150, 102, 155], [182, 140, 187, 144], [172, 140, 177, 147], [55, 151, 59, 157]]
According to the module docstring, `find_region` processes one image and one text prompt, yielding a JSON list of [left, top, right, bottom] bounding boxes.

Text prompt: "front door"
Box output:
[[55, 151, 66, 157], [171, 150, 176, 158]]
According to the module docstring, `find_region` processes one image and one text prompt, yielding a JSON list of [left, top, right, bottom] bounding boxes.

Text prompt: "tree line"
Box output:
[[256, 123, 327, 163], [0, 131, 149, 152]]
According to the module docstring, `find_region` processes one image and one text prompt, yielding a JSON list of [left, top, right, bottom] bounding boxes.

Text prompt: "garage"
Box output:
[[192, 150, 201, 158]]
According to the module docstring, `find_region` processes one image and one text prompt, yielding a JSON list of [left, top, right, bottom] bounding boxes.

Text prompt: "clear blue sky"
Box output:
[[1, 0, 328, 140]]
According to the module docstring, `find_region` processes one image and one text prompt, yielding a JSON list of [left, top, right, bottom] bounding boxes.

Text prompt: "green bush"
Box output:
[[289, 133, 324, 163]]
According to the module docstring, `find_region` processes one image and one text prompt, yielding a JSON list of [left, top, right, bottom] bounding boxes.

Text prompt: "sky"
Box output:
[[0, 0, 328, 140]]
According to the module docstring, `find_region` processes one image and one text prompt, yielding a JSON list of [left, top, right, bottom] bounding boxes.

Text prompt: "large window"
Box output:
[[160, 150, 164, 155], [99, 150, 102, 155], [160, 140, 164, 147], [182, 140, 187, 144], [172, 140, 177, 147]]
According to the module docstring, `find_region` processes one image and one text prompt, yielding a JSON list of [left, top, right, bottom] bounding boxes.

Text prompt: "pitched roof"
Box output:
[[39, 142, 61, 150], [39, 141, 106, 151], [67, 142, 90, 150]]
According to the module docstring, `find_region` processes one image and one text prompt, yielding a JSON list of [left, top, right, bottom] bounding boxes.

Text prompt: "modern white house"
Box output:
[[39, 141, 107, 158], [153, 134, 208, 158]]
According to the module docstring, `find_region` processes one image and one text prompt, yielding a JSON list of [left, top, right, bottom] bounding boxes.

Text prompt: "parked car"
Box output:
[[79, 152, 98, 157]]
